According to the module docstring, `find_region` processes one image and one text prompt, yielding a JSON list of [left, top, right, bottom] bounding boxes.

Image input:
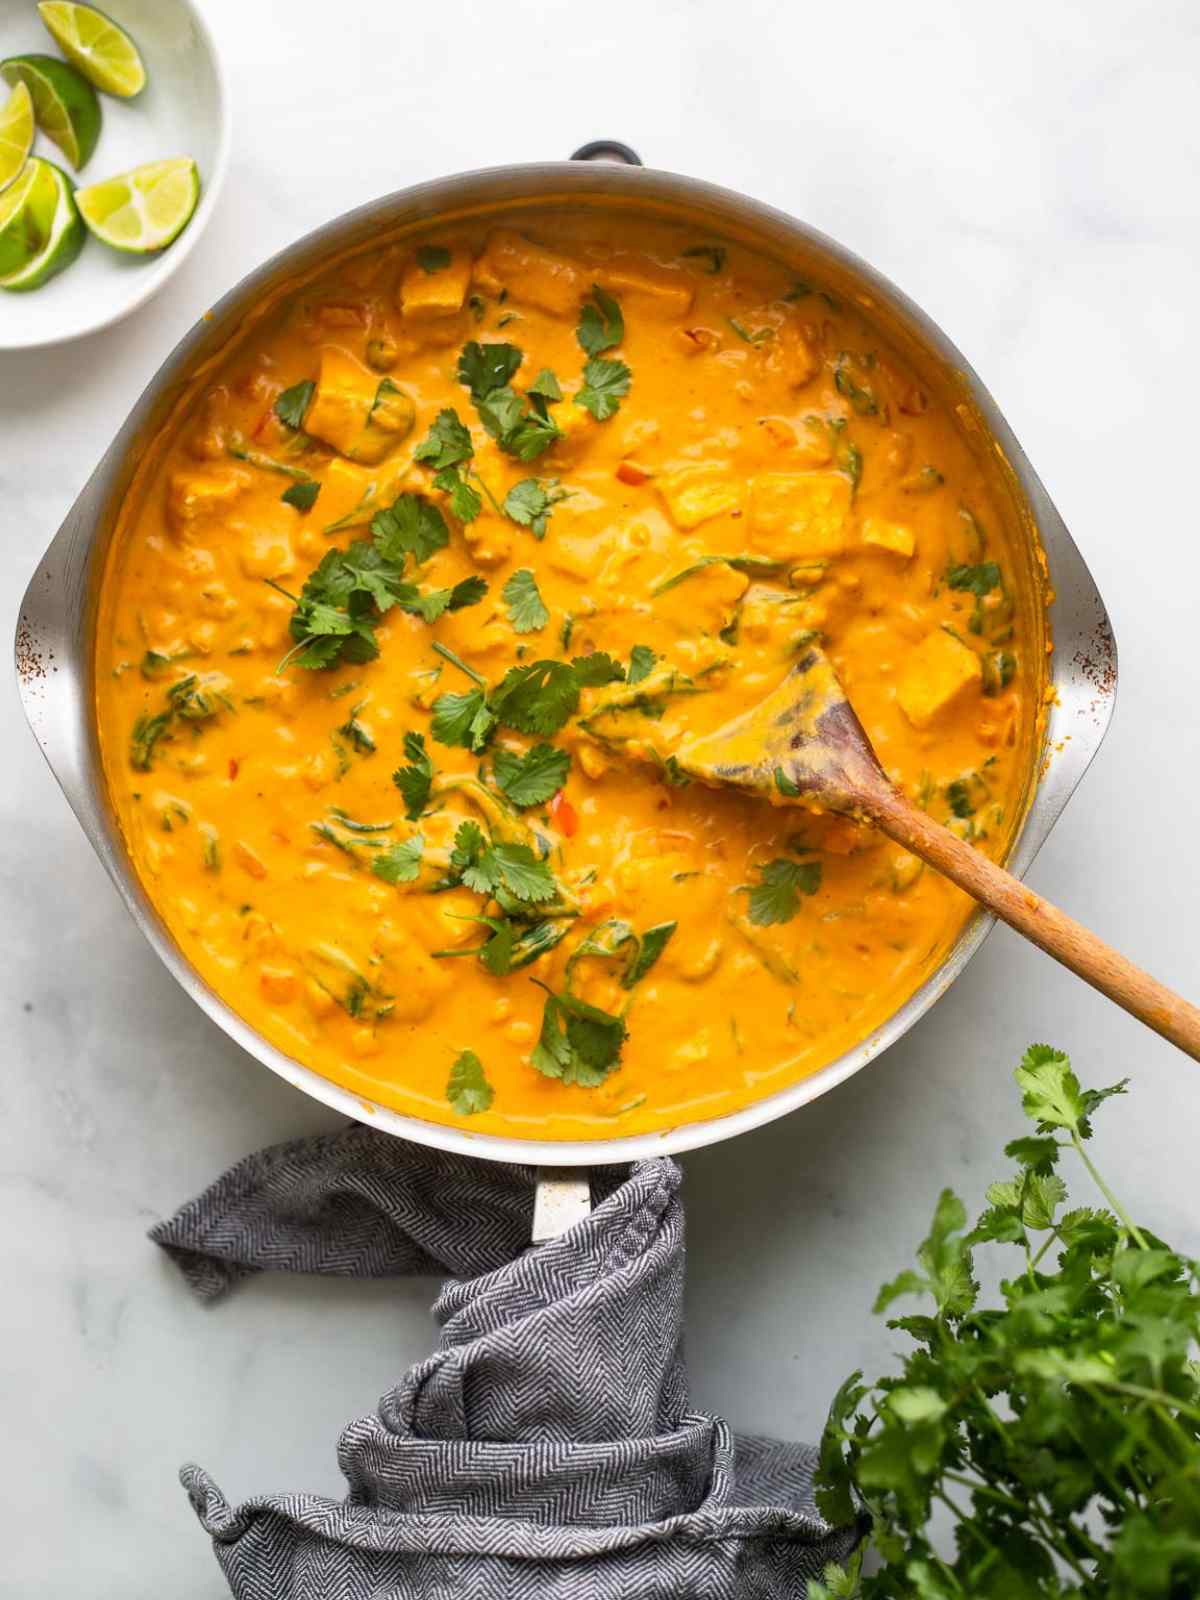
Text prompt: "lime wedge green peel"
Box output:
[[0, 53, 101, 170], [0, 82, 35, 194], [0, 159, 45, 276], [37, 3, 146, 99], [0, 158, 84, 291], [78, 157, 199, 254]]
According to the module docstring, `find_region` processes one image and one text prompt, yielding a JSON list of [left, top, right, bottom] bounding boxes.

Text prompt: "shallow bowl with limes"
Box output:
[[0, 0, 227, 350]]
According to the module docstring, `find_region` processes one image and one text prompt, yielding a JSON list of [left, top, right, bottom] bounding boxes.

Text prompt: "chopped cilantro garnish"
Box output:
[[627, 644, 657, 685], [577, 284, 624, 355], [372, 834, 424, 885], [493, 743, 570, 808], [502, 477, 567, 538], [577, 356, 630, 422], [947, 561, 1002, 596], [527, 368, 563, 402], [727, 317, 773, 345], [447, 1048, 493, 1115], [747, 857, 822, 925], [371, 492, 451, 566], [414, 407, 474, 470], [834, 354, 879, 415], [501, 568, 549, 633], [273, 379, 314, 430], [282, 479, 321, 513], [531, 980, 627, 1087], [392, 731, 434, 820], [449, 819, 557, 903], [416, 244, 451, 274], [336, 701, 375, 755], [682, 244, 726, 273], [457, 340, 523, 402]]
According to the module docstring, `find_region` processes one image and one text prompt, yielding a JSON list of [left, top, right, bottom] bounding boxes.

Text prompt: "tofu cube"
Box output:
[[654, 559, 749, 637], [656, 463, 743, 529], [398, 246, 473, 321], [305, 347, 414, 464], [595, 256, 693, 319], [474, 228, 585, 317], [862, 516, 916, 559], [314, 458, 381, 529], [166, 468, 249, 536], [749, 471, 852, 559], [897, 631, 982, 728]]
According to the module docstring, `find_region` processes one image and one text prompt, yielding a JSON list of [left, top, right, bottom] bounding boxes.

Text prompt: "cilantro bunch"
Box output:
[[812, 1047, 1200, 1600], [429, 641, 627, 753]]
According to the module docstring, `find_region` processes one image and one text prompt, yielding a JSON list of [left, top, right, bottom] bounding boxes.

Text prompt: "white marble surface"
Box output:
[[3, 0, 1199, 1591]]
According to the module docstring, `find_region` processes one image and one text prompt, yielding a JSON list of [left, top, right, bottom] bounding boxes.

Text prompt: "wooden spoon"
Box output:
[[673, 643, 1200, 1062]]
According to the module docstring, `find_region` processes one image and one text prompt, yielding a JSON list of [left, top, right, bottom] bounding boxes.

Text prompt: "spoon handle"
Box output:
[[865, 784, 1200, 1062]]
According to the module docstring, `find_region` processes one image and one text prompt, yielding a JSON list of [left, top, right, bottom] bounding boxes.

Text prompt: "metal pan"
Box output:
[[14, 147, 1117, 1168]]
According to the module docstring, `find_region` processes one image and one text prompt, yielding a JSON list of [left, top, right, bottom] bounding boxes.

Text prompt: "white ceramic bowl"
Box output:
[[0, 0, 228, 350]]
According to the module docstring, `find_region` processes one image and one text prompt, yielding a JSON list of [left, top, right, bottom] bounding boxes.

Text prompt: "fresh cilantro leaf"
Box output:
[[476, 384, 525, 439], [493, 743, 570, 807], [528, 368, 563, 402], [747, 857, 822, 925], [282, 479, 321, 513], [430, 687, 496, 752], [627, 644, 656, 685], [571, 651, 625, 687], [449, 821, 556, 902], [433, 465, 483, 524], [623, 921, 675, 986], [403, 574, 488, 624], [577, 356, 631, 422], [501, 568, 549, 633], [414, 407, 473, 469], [577, 284, 623, 355], [682, 244, 726, 273], [392, 730, 433, 820], [273, 379, 314, 430], [371, 493, 450, 566], [416, 244, 451, 274], [491, 659, 582, 735], [447, 1048, 493, 1115], [531, 981, 627, 1087], [372, 834, 424, 884], [457, 340, 523, 401], [502, 477, 567, 538], [272, 541, 412, 672], [498, 405, 562, 461], [947, 561, 1002, 597]]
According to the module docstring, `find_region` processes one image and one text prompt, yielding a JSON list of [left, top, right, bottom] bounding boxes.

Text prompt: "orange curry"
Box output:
[[95, 209, 1039, 1138]]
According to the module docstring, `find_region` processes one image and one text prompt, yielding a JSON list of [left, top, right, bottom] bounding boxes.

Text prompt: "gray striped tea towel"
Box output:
[[151, 1125, 862, 1597]]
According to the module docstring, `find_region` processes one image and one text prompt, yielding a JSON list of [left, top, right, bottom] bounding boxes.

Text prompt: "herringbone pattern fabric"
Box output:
[[153, 1128, 862, 1597]]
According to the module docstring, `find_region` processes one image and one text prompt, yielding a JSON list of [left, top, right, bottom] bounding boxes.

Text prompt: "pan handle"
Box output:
[[570, 140, 643, 166], [532, 1168, 593, 1241]]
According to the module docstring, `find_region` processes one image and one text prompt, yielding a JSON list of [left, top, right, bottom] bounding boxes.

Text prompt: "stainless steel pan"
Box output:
[[14, 148, 1117, 1168]]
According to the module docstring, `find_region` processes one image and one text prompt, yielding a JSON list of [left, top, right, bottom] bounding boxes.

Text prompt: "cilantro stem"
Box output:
[[432, 640, 486, 686], [1071, 1131, 1149, 1250], [467, 465, 506, 520]]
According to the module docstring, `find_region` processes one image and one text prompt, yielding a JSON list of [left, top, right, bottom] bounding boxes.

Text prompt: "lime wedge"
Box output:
[[0, 160, 45, 275], [0, 53, 101, 170], [0, 158, 84, 291], [77, 156, 199, 254], [0, 82, 35, 194], [36, 3, 146, 99]]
